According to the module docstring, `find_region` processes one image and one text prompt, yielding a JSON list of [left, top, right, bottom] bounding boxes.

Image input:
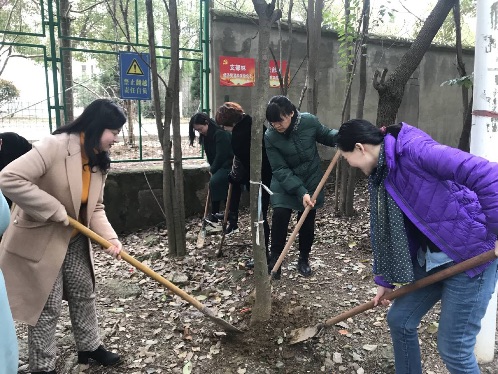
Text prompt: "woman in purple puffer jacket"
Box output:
[[337, 119, 498, 374]]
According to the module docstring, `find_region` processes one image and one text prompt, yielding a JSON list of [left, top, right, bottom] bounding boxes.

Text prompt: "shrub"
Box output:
[[0, 79, 20, 107]]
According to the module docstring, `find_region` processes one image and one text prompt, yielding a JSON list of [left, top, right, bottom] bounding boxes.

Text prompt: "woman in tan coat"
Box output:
[[0, 99, 124, 373]]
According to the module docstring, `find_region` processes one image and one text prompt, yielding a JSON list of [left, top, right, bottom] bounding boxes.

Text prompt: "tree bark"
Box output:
[[343, 0, 370, 217], [60, 0, 74, 124], [373, 0, 458, 126], [168, 0, 186, 256], [283, 0, 293, 95], [117, 0, 135, 146], [250, 0, 281, 325], [306, 0, 323, 114], [453, 2, 471, 152], [146, 0, 185, 257], [338, 0, 352, 216]]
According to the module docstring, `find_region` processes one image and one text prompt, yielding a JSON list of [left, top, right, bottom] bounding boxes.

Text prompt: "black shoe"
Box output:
[[205, 213, 221, 226], [244, 259, 254, 269], [269, 267, 281, 280], [214, 212, 225, 221], [78, 345, 122, 366], [204, 214, 222, 233], [267, 256, 281, 280], [224, 222, 239, 236], [297, 259, 312, 277], [32, 371, 56, 374]]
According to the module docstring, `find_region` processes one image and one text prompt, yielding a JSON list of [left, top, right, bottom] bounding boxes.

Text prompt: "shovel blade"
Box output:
[[196, 228, 206, 248], [207, 315, 243, 334], [201, 308, 243, 334], [289, 325, 321, 345]]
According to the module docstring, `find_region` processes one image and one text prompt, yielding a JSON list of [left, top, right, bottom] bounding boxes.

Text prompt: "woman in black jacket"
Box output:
[[189, 113, 233, 231], [215, 102, 272, 259], [0, 132, 33, 207]]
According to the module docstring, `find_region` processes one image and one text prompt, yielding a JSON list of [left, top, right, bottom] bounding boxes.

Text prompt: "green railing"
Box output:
[[0, 0, 210, 162]]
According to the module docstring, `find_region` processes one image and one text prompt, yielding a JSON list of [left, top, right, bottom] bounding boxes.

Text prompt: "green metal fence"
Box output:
[[0, 0, 210, 162]]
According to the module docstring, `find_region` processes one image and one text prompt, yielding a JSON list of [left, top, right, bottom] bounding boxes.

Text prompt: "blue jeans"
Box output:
[[386, 258, 498, 374]]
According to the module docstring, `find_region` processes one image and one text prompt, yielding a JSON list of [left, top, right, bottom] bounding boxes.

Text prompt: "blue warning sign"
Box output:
[[119, 51, 151, 100]]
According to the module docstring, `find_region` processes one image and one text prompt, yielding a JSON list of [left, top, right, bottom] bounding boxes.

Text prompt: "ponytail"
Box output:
[[337, 119, 403, 151]]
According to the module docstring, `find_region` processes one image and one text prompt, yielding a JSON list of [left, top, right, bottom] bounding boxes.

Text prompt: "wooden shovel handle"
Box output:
[[271, 150, 342, 275], [68, 216, 206, 311], [202, 188, 211, 223], [216, 183, 233, 257], [323, 248, 498, 327]]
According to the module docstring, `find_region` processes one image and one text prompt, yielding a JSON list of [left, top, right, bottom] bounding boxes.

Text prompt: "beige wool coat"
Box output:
[[0, 133, 118, 326]]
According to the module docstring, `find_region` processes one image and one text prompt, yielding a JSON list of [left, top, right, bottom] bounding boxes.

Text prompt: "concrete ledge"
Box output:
[[105, 164, 211, 233], [105, 158, 337, 234]]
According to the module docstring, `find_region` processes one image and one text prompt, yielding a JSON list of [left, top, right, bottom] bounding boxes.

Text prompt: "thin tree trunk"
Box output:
[[453, 2, 471, 152], [356, 0, 369, 120], [338, 0, 352, 216], [60, 0, 74, 124], [117, 0, 135, 146], [306, 0, 323, 114], [146, 0, 174, 254], [250, 0, 281, 324], [283, 0, 293, 96], [344, 0, 370, 216], [373, 0, 458, 126], [459, 96, 473, 152], [125, 100, 134, 145], [168, 0, 186, 256]]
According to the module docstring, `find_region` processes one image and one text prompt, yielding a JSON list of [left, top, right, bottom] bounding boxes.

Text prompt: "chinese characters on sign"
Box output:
[[219, 56, 289, 88], [269, 60, 289, 88], [219, 56, 255, 87], [119, 52, 151, 100]]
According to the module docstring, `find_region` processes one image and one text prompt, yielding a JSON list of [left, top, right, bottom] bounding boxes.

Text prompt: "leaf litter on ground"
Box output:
[[14, 178, 498, 374]]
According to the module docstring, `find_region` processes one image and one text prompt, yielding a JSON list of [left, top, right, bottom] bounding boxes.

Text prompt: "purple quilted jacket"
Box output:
[[380, 123, 498, 281]]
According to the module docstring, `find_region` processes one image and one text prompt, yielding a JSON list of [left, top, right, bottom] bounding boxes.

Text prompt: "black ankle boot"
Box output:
[[297, 257, 312, 277], [78, 345, 122, 366], [267, 254, 282, 280]]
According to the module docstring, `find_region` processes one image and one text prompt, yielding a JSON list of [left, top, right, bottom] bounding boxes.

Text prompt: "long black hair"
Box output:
[[188, 112, 218, 146], [265, 95, 296, 123], [53, 99, 126, 173], [337, 119, 402, 151]]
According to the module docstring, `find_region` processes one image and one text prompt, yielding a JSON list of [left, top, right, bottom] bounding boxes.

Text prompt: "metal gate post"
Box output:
[[202, 0, 210, 114], [46, 0, 63, 129]]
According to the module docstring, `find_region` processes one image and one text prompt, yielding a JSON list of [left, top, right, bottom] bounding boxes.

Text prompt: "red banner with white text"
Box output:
[[219, 56, 255, 87], [269, 60, 289, 88]]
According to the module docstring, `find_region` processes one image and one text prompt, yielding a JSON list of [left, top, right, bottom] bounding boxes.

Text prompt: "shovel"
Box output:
[[289, 247, 498, 344], [196, 189, 210, 249], [270, 150, 342, 278], [216, 183, 233, 258], [68, 216, 243, 334]]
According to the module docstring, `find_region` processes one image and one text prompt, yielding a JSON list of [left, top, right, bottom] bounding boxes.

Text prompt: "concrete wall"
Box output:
[[105, 165, 210, 233], [105, 160, 319, 233], [105, 12, 475, 233], [211, 11, 474, 148]]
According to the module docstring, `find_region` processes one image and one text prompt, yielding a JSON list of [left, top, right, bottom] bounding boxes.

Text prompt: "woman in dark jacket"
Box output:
[[189, 113, 233, 231], [265, 96, 338, 278], [0, 132, 33, 207], [336, 119, 498, 374], [215, 102, 272, 258]]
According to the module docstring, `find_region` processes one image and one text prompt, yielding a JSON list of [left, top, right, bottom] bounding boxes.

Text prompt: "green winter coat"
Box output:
[[264, 112, 338, 211], [202, 122, 233, 202]]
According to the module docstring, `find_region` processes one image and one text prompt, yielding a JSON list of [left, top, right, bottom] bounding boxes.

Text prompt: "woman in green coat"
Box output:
[[189, 113, 233, 231], [265, 96, 338, 278]]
